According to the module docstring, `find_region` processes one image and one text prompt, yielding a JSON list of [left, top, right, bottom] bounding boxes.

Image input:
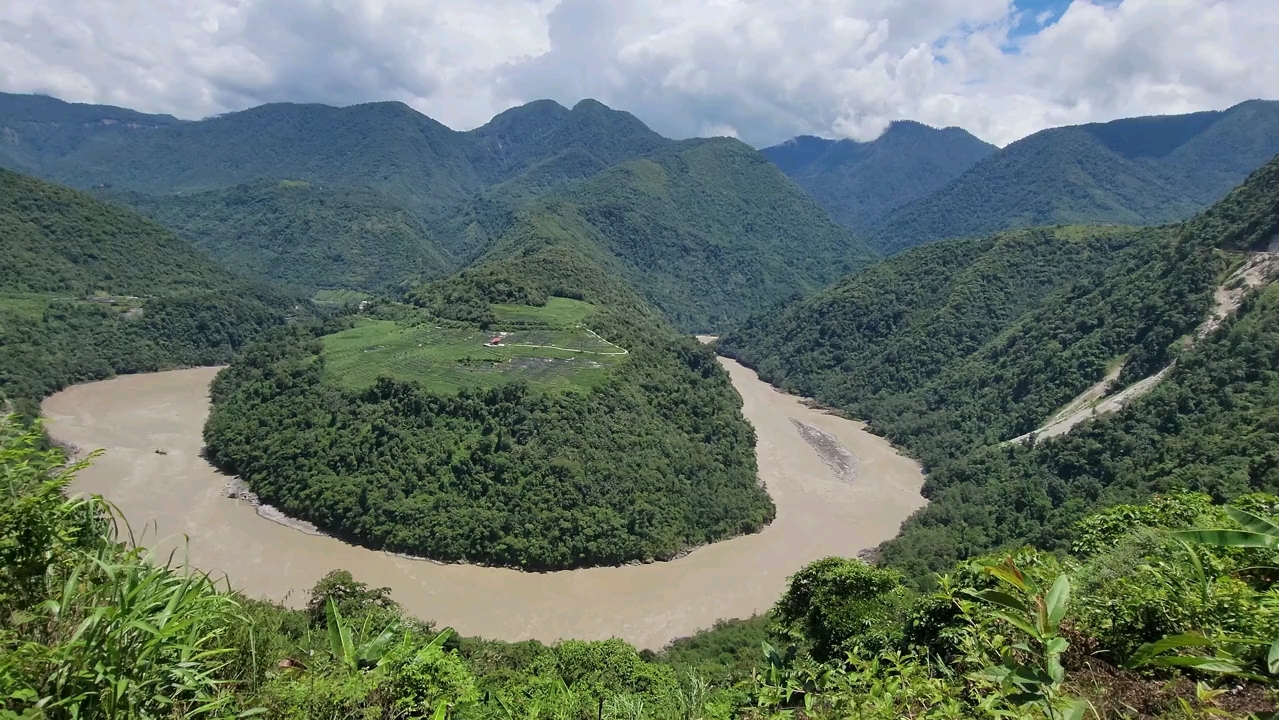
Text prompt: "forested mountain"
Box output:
[[0, 92, 179, 175], [761, 121, 996, 232], [0, 167, 292, 408], [114, 181, 451, 293], [1, 92, 866, 328], [721, 152, 1279, 579], [869, 100, 1279, 251], [203, 191, 775, 568], [548, 139, 873, 329], [0, 92, 668, 210]]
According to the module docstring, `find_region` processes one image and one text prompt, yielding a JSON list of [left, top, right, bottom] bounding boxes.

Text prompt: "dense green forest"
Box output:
[[718, 221, 1216, 469], [5, 417, 1276, 718], [545, 139, 874, 330], [760, 121, 996, 233], [202, 213, 773, 568], [722, 153, 1279, 583], [116, 180, 451, 294], [869, 100, 1279, 251], [0, 168, 292, 410]]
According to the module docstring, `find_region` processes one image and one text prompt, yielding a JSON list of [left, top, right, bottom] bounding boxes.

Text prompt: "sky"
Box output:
[[2, 0, 1276, 148]]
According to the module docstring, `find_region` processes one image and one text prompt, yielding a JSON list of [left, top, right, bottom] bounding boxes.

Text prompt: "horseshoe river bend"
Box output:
[[42, 354, 925, 650]]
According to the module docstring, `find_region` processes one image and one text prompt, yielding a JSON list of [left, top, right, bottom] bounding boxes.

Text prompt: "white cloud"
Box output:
[[1, 0, 1277, 147]]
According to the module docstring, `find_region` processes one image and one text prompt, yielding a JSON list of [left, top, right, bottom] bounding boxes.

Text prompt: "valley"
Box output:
[[41, 354, 926, 649], [6, 87, 1279, 719]]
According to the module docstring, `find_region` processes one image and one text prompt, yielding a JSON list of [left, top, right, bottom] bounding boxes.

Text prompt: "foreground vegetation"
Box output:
[[3, 417, 1275, 718]]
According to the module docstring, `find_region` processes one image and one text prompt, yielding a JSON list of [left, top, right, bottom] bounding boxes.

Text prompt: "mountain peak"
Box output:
[[761, 120, 997, 231]]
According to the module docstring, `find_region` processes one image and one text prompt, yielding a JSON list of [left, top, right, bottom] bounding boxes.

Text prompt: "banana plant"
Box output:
[[963, 558, 1089, 720], [324, 596, 416, 672]]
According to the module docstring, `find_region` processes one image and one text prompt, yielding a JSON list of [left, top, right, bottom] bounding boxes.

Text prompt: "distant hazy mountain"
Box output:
[[870, 100, 1279, 252], [0, 94, 670, 210], [761, 121, 996, 233]]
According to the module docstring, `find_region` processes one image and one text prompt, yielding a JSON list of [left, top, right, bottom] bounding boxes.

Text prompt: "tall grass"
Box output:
[[0, 416, 249, 719]]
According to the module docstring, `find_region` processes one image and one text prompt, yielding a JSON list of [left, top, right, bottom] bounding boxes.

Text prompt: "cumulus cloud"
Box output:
[[1, 0, 1277, 147]]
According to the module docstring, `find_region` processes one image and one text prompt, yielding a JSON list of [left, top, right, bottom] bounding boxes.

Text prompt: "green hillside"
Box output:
[[118, 180, 452, 293], [0, 168, 291, 407], [0, 92, 179, 175], [870, 101, 1279, 251], [761, 121, 996, 232], [551, 138, 876, 330], [723, 154, 1279, 582], [202, 207, 774, 569]]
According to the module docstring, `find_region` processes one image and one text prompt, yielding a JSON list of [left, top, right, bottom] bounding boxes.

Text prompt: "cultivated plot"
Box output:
[[322, 299, 626, 394]]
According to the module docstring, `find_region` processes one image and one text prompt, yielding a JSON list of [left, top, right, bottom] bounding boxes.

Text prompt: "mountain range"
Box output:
[[7, 90, 1279, 332], [0, 92, 869, 331], [762, 100, 1279, 252]]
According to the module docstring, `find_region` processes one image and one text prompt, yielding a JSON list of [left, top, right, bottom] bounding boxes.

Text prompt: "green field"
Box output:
[[0, 293, 52, 320], [322, 299, 625, 393], [492, 296, 596, 326], [313, 289, 371, 305]]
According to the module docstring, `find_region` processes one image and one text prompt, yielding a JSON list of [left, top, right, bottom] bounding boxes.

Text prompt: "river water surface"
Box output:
[[42, 357, 924, 649]]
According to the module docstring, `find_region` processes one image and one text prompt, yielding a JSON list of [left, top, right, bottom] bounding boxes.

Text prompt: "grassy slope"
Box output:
[[321, 298, 624, 394]]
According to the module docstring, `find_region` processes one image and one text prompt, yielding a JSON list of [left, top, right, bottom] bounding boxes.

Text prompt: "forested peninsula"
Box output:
[[202, 215, 774, 569]]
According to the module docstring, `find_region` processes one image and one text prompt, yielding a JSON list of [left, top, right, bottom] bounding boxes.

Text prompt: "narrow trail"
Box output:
[[1010, 251, 1279, 444], [501, 327, 629, 356]]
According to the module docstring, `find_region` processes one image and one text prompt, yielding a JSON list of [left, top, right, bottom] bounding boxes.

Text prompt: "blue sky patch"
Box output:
[[1010, 0, 1072, 37]]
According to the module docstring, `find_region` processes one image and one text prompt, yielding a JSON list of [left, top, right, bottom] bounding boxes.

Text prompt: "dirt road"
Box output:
[[42, 358, 924, 649]]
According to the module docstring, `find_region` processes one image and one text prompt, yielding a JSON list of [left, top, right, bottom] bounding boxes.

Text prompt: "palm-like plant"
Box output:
[[323, 597, 411, 673]]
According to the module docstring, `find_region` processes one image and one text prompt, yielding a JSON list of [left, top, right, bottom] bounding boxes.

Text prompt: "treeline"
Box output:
[[205, 227, 773, 569], [5, 417, 1275, 718]]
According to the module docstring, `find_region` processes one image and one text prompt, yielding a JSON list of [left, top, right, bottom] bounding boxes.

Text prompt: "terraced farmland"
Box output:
[[321, 299, 625, 393]]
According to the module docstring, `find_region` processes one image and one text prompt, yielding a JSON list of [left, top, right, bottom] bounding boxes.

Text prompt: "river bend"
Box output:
[[43, 357, 924, 649]]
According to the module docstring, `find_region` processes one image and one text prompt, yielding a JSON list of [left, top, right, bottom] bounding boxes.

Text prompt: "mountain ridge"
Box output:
[[868, 100, 1279, 251], [760, 121, 997, 232]]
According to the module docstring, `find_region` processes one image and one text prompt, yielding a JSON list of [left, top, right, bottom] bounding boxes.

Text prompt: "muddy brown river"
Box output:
[[42, 357, 924, 649]]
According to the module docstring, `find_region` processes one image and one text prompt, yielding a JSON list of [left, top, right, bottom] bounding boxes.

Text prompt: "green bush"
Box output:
[[774, 558, 913, 662]]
